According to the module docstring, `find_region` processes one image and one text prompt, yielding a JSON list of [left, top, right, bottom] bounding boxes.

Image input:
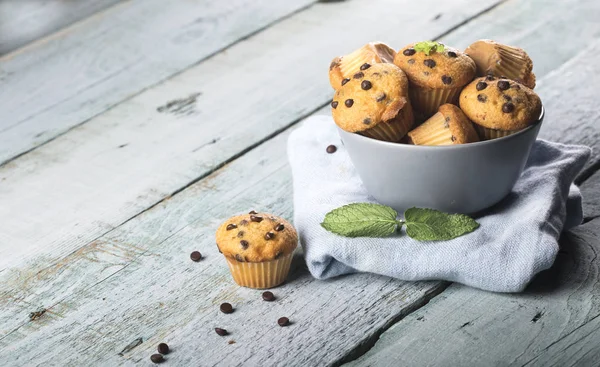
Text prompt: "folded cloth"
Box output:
[[288, 115, 591, 292]]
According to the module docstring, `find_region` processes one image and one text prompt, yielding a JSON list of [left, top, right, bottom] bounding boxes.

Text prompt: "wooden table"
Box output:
[[1, 0, 599, 365]]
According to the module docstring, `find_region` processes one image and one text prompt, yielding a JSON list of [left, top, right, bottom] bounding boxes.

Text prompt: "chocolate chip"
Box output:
[[423, 71, 430, 76], [190, 251, 202, 262], [477, 94, 487, 103], [226, 224, 237, 231], [363, 118, 372, 125], [235, 254, 244, 262], [451, 136, 457, 142], [265, 231, 275, 240], [497, 80, 510, 91], [157, 343, 169, 355], [262, 291, 276, 302], [275, 224, 285, 231], [486, 75, 495, 81], [150, 354, 164, 363], [345, 99, 354, 107], [476, 81, 487, 91], [215, 328, 228, 336], [331, 101, 338, 109], [250, 215, 263, 223], [407, 59, 415, 64], [403, 48, 416, 56], [220, 303, 234, 314], [239, 219, 248, 226], [502, 102, 515, 113], [424, 59, 436, 68], [512, 84, 521, 90], [376, 93, 386, 102], [240, 240, 249, 249], [249, 210, 257, 214], [341, 78, 350, 86], [503, 94, 512, 101], [329, 60, 338, 70], [441, 75, 452, 85], [237, 231, 244, 238], [361, 80, 372, 90], [372, 72, 381, 76], [278, 317, 290, 327], [360, 63, 371, 70], [447, 51, 457, 58], [326, 145, 337, 153], [353, 72, 364, 79]]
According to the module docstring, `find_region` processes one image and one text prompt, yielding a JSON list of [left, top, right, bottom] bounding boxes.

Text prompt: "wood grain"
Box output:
[[581, 170, 600, 222], [0, 0, 316, 164], [0, 0, 123, 56]]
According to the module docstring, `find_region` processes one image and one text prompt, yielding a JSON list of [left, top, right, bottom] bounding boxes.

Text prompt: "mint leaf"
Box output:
[[404, 207, 479, 241], [413, 41, 445, 56], [321, 203, 402, 237]]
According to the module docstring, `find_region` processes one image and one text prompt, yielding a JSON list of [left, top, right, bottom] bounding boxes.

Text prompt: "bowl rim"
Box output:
[[338, 106, 545, 150]]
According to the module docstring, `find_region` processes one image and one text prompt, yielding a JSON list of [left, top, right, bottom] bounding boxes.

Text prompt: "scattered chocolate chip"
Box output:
[[477, 94, 487, 103], [363, 118, 372, 125], [220, 303, 234, 314], [278, 317, 290, 327], [497, 80, 510, 91], [226, 224, 237, 231], [341, 78, 350, 86], [237, 231, 244, 238], [265, 231, 275, 240], [360, 63, 371, 70], [441, 75, 452, 85], [239, 219, 248, 226], [331, 101, 338, 109], [250, 215, 263, 223], [275, 224, 285, 231], [424, 59, 436, 68], [326, 145, 337, 153], [240, 240, 249, 249], [249, 210, 257, 214], [451, 136, 457, 142], [345, 99, 354, 107], [512, 84, 521, 90], [329, 60, 339, 71], [372, 72, 381, 76], [361, 80, 372, 90], [215, 328, 228, 336], [376, 93, 386, 102], [150, 354, 164, 363], [407, 59, 415, 64], [262, 291, 276, 302], [503, 94, 512, 101], [228, 340, 236, 345], [353, 72, 364, 79], [447, 51, 457, 58], [190, 251, 202, 262], [274, 251, 283, 259], [157, 343, 169, 355], [476, 81, 487, 91], [502, 102, 515, 113], [423, 71, 430, 76], [486, 75, 495, 81], [403, 48, 416, 56], [235, 254, 244, 262]]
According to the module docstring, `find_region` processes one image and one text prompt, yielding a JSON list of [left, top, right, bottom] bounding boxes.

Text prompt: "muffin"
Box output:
[[465, 39, 536, 89], [329, 42, 396, 90], [331, 63, 414, 142], [216, 211, 298, 289], [407, 104, 479, 146], [459, 76, 542, 140], [394, 41, 476, 120]]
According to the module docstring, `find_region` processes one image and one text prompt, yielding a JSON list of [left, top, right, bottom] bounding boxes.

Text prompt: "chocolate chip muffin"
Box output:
[[331, 63, 414, 142], [407, 104, 479, 146], [465, 39, 536, 89], [216, 211, 298, 289], [394, 41, 476, 120], [459, 76, 542, 140], [329, 42, 396, 90]]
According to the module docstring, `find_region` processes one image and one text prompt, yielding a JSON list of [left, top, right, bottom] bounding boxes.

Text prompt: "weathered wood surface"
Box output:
[[0, 0, 316, 164], [581, 170, 600, 222], [0, 0, 123, 56]]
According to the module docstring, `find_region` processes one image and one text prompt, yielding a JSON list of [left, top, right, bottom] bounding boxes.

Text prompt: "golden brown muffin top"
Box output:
[[331, 63, 410, 133], [394, 42, 476, 89], [438, 104, 480, 144], [216, 212, 298, 263], [329, 42, 396, 90], [459, 76, 542, 131]]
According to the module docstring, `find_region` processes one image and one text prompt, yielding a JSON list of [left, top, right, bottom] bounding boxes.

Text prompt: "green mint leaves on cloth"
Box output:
[[288, 116, 591, 293]]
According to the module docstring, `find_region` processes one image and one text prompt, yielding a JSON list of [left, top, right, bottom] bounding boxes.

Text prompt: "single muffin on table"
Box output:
[[394, 41, 476, 119], [216, 211, 298, 289], [459, 76, 542, 140], [465, 39, 536, 89], [331, 63, 414, 142], [407, 104, 479, 146], [329, 42, 396, 90]]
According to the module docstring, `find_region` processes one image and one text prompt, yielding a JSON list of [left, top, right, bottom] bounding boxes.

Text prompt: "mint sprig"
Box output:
[[413, 41, 445, 56], [321, 203, 479, 241]]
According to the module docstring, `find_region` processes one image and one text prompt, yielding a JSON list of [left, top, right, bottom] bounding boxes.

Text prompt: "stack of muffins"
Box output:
[[329, 40, 542, 145]]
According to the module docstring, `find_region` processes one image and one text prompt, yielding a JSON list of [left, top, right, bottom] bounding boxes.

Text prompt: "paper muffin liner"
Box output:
[[409, 86, 462, 120], [495, 45, 535, 88], [225, 253, 293, 289], [474, 124, 522, 140], [360, 102, 414, 142], [407, 111, 454, 145]]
